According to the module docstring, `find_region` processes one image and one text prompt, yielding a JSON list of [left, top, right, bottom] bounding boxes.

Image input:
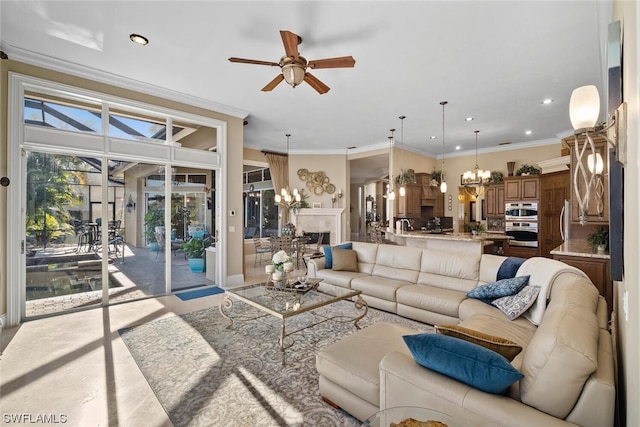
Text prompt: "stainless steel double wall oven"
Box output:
[[505, 202, 538, 247]]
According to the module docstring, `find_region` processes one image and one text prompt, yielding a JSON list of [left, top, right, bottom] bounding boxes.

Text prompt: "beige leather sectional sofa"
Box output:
[[308, 242, 615, 427]]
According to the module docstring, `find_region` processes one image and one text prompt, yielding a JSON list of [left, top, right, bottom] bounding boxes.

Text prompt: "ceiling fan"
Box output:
[[228, 30, 355, 94]]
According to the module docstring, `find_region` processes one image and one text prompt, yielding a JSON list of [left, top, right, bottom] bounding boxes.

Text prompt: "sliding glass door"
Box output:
[[8, 74, 225, 323]]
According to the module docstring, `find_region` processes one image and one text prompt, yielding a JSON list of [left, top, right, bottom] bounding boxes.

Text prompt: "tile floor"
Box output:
[[0, 254, 308, 426]]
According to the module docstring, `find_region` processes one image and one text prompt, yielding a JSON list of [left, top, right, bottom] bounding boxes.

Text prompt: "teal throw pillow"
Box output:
[[467, 275, 530, 302], [323, 243, 352, 269], [403, 333, 524, 394], [491, 285, 541, 320]]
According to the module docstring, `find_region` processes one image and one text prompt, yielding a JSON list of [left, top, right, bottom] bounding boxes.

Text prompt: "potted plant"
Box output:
[[182, 235, 213, 272], [430, 170, 444, 187], [467, 221, 486, 235], [490, 171, 504, 184], [144, 209, 164, 250], [394, 169, 417, 186], [587, 227, 609, 252], [515, 164, 541, 176]]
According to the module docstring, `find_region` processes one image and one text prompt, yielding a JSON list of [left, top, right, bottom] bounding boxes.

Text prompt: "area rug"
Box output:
[[176, 286, 225, 301], [119, 299, 432, 427]]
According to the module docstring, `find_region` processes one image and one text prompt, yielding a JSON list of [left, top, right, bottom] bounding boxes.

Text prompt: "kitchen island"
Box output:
[[385, 229, 510, 256]]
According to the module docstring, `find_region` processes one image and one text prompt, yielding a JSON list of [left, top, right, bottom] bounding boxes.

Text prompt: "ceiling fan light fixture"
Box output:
[[282, 62, 306, 87]]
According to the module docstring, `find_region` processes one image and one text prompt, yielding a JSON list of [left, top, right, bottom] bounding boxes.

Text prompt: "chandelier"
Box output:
[[274, 133, 301, 206], [462, 130, 491, 198]]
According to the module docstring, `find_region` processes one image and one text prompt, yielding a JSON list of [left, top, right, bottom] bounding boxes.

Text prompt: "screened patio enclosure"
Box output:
[[7, 74, 227, 322]]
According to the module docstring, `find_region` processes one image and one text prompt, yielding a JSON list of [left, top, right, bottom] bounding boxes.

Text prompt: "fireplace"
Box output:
[[303, 232, 330, 245], [292, 208, 344, 245]]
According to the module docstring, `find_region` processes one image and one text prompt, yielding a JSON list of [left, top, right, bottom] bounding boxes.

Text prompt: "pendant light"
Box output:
[[387, 130, 396, 201], [439, 101, 448, 193], [398, 115, 407, 197], [274, 133, 300, 205]]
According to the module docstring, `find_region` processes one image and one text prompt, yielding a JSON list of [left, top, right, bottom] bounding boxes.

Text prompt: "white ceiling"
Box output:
[[0, 1, 610, 168]]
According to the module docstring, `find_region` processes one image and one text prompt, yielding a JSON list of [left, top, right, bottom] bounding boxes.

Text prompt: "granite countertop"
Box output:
[[550, 239, 610, 259], [386, 229, 504, 243]]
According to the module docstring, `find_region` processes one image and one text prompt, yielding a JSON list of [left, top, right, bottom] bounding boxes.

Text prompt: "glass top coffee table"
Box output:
[[219, 280, 368, 364], [363, 406, 465, 427]]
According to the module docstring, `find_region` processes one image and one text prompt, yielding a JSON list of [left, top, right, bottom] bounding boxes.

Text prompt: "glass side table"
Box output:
[[363, 406, 465, 427]]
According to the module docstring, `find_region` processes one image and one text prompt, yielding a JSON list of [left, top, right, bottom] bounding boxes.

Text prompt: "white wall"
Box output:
[[613, 2, 639, 426]]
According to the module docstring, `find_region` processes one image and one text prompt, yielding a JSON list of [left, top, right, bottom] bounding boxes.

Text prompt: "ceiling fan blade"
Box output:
[[228, 57, 280, 67], [261, 74, 285, 92], [280, 30, 300, 60], [304, 72, 330, 94], [308, 56, 356, 69]]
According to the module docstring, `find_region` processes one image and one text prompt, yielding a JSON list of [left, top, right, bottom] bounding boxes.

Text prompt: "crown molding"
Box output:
[[1, 42, 250, 120]]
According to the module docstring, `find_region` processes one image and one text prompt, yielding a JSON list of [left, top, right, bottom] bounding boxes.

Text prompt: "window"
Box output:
[[244, 188, 278, 238]]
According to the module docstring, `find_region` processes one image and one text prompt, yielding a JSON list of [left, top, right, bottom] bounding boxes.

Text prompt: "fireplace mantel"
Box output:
[[292, 208, 344, 245]]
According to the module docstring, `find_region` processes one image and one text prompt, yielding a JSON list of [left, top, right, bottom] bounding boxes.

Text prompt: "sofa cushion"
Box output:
[[416, 249, 480, 293], [315, 269, 368, 289], [372, 245, 422, 283], [316, 322, 419, 408], [323, 242, 353, 269], [491, 285, 540, 320], [396, 284, 466, 318], [403, 333, 524, 394], [520, 303, 599, 418], [435, 324, 522, 361], [467, 275, 530, 301], [351, 275, 410, 302], [332, 248, 358, 271]]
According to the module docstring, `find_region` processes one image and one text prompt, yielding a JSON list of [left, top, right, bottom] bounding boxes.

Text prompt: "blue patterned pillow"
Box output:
[[403, 333, 523, 394], [467, 275, 530, 301], [323, 243, 352, 269], [491, 285, 541, 320]]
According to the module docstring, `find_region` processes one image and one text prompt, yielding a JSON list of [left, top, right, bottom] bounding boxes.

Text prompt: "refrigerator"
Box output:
[[560, 199, 571, 241]]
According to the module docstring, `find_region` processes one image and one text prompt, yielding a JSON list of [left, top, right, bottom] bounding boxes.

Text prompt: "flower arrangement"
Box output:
[[265, 250, 294, 283], [467, 221, 486, 234], [515, 164, 541, 176]]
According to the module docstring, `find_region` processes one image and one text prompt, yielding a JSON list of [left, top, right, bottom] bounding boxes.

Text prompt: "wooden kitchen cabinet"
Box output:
[[415, 173, 445, 216], [434, 190, 445, 217], [566, 134, 609, 224], [485, 184, 505, 216], [540, 171, 570, 257], [552, 253, 612, 315], [507, 245, 539, 258], [504, 176, 539, 201], [395, 183, 422, 218]]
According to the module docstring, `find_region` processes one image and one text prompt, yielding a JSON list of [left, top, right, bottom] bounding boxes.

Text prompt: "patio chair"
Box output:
[[155, 231, 181, 259], [253, 236, 271, 267]]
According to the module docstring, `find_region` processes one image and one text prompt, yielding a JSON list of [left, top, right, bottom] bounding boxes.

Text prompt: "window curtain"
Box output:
[[264, 151, 289, 225]]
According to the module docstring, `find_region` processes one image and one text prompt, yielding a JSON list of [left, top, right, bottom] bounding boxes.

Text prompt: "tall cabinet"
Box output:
[[395, 183, 422, 218], [540, 171, 570, 257]]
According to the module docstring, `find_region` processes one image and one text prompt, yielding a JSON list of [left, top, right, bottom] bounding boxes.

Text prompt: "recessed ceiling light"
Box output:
[[429, 136, 437, 140], [465, 117, 474, 122], [525, 130, 532, 135], [130, 34, 149, 46], [455, 146, 461, 150], [542, 99, 553, 104]]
